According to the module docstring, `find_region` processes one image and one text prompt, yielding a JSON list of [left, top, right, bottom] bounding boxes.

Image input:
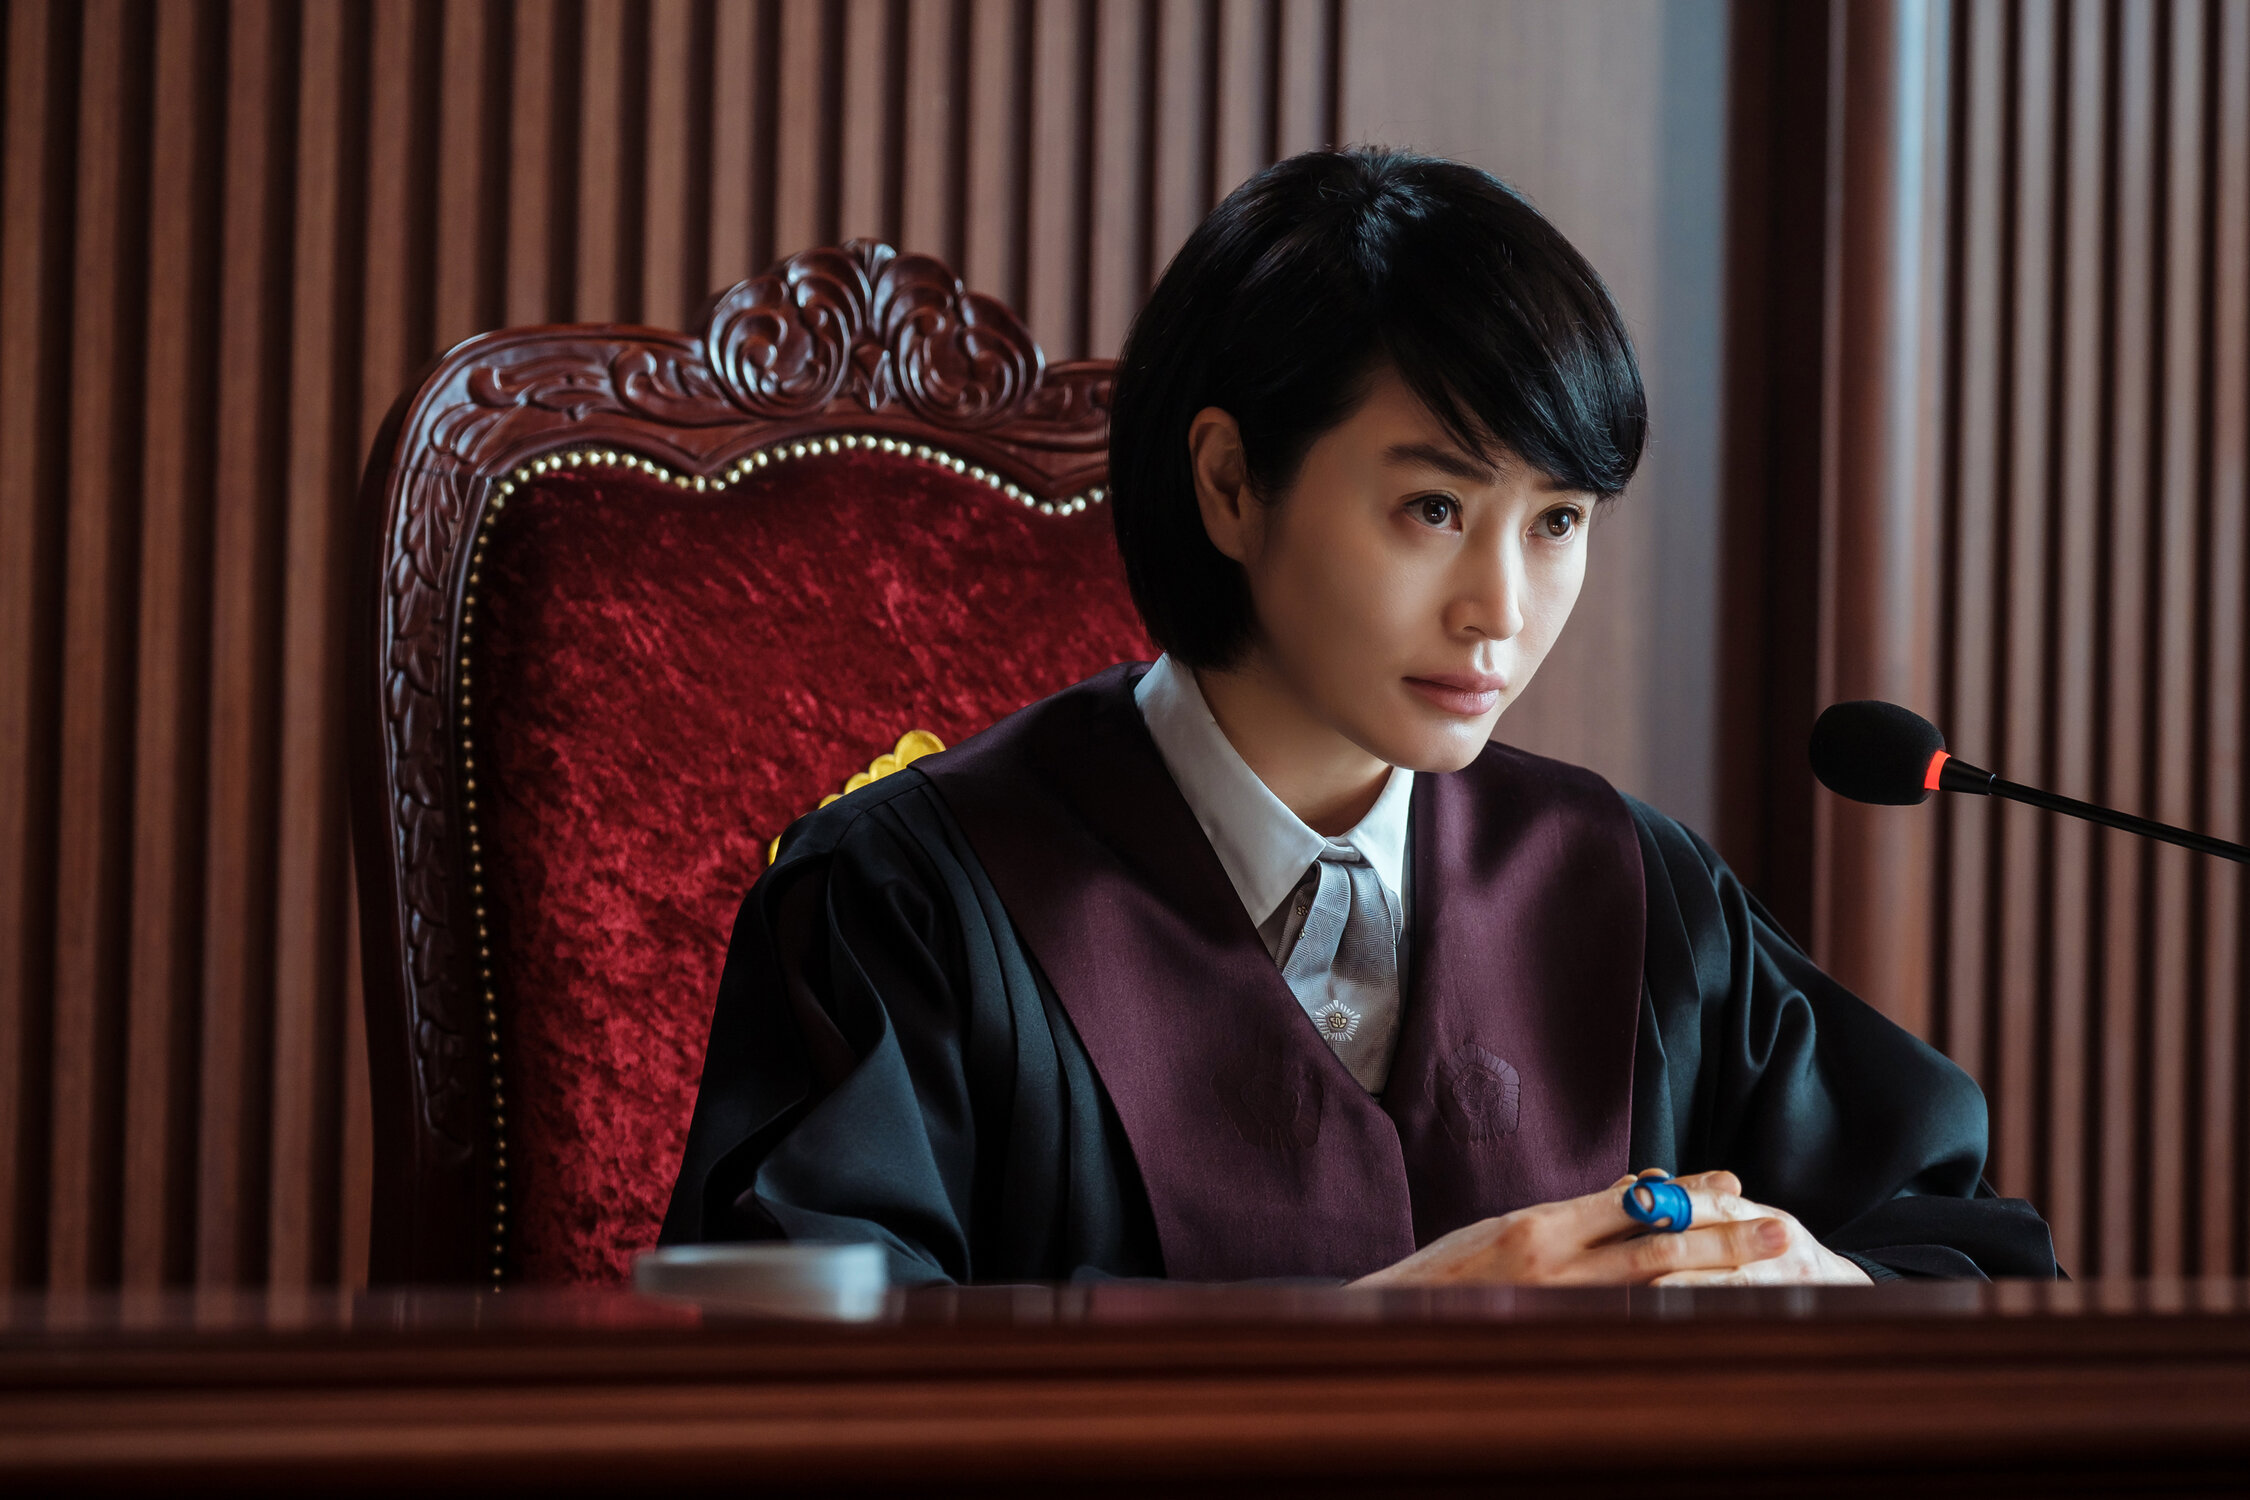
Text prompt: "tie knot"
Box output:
[[1318, 840, 1368, 867]]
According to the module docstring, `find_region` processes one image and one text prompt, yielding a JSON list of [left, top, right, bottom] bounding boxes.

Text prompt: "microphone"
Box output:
[[1809, 700, 2250, 864]]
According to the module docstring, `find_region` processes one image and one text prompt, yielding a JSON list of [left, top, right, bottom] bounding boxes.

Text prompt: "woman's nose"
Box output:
[[1455, 537, 1527, 641]]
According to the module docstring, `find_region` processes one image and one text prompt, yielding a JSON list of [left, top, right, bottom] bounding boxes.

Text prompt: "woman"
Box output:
[[661, 149, 2058, 1286]]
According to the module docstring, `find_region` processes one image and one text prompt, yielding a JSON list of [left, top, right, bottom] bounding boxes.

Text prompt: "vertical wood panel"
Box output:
[[1149, 0, 1210, 275], [49, 0, 145, 1293], [266, 0, 356, 1292], [1818, 0, 1947, 1038], [963, 0, 1025, 306], [338, 890, 371, 1289], [121, 0, 216, 1292], [1994, 0, 2058, 1209], [899, 0, 962, 262], [773, 0, 829, 260], [434, 0, 489, 348], [0, 0, 68, 1289], [707, 0, 760, 287], [839, 0, 893, 242], [643, 0, 697, 329], [2147, 0, 2209, 1279], [1210, 0, 1264, 199], [2098, 0, 2159, 1277], [505, 0, 555, 324], [1024, 0, 1088, 356], [576, 0, 627, 321], [0, 0, 1331, 1289], [2043, 0, 2114, 1276], [1273, 0, 1330, 157], [1085, 0, 1148, 355], [1942, 0, 2008, 1083], [2199, 0, 2249, 1277], [197, 0, 288, 1290]]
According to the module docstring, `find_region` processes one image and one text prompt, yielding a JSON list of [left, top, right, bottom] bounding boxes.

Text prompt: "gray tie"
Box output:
[[1278, 840, 1403, 1093]]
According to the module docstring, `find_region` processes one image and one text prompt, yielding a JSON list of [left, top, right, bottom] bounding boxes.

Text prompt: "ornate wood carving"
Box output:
[[406, 240, 1111, 484], [349, 241, 1114, 1283]]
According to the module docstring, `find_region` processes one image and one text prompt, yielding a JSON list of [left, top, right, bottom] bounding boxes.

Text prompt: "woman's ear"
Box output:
[[1188, 407, 1259, 564]]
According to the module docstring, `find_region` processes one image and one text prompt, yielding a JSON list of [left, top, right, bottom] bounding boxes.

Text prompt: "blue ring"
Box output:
[[1622, 1177, 1693, 1233]]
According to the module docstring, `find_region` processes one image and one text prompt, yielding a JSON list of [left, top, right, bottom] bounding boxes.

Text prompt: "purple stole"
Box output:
[[919, 665, 1645, 1280]]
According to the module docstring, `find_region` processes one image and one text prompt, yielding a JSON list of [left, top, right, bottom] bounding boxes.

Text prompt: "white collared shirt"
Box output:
[[1135, 655, 1413, 1086]]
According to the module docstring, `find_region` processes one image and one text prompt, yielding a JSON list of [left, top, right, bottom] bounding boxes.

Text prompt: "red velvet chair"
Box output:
[[349, 242, 1154, 1285]]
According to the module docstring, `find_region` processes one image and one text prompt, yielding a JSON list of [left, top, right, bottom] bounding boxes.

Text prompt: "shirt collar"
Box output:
[[1134, 655, 1413, 925]]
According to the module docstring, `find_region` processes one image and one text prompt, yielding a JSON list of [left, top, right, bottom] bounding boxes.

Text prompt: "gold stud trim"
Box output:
[[501, 438, 1101, 510], [460, 438, 1094, 1285]]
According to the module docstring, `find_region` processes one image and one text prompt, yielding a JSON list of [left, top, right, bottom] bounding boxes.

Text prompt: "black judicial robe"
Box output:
[[661, 666, 2059, 1284]]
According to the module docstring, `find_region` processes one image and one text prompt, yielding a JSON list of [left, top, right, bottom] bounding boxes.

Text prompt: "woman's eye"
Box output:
[[1412, 495, 1458, 529], [1540, 507, 1582, 540]]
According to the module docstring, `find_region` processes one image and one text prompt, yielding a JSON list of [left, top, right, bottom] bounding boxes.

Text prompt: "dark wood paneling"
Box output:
[[2202, 0, 2248, 1283], [51, 0, 2238, 1296], [123, 0, 221, 1295], [1796, 0, 2250, 1279], [2040, 0, 2110, 1285], [269, 0, 356, 1294], [0, 0, 76, 1292], [196, 0, 290, 1292], [0, 0, 1342, 1291], [1949, 0, 2250, 1277], [50, 0, 150, 1296]]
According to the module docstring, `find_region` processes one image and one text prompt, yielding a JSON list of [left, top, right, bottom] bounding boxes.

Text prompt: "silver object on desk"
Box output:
[[634, 1242, 889, 1320]]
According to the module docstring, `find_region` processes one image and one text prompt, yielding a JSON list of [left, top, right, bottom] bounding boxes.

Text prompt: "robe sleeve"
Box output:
[[659, 772, 1162, 1286], [658, 783, 973, 1284], [1623, 797, 2061, 1280]]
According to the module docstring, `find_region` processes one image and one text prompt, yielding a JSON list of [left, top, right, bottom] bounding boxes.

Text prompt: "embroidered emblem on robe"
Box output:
[[1437, 1045, 1522, 1144]]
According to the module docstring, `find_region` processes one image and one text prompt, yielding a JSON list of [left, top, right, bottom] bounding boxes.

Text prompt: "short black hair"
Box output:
[[1107, 148, 1647, 669]]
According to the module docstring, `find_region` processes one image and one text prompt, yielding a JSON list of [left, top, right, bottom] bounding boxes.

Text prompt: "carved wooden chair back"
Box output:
[[350, 242, 1153, 1284]]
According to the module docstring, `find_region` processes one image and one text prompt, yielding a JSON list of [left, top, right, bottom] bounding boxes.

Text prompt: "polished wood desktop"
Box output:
[[5, 1280, 2248, 1496]]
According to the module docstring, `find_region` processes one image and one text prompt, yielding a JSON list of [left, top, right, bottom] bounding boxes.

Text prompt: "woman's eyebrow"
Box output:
[[1381, 440, 1497, 484]]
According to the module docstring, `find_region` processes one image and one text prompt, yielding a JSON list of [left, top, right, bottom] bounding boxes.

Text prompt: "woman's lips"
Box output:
[[1404, 674, 1507, 717]]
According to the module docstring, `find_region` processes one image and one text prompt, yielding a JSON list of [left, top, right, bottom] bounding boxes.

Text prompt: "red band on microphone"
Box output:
[[1924, 749, 1951, 792]]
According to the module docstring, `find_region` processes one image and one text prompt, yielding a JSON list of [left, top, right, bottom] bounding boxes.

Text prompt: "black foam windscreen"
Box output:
[[1808, 700, 1948, 806]]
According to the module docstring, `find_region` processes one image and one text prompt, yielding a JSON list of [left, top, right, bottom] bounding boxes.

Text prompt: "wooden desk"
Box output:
[[5, 1281, 2248, 1495]]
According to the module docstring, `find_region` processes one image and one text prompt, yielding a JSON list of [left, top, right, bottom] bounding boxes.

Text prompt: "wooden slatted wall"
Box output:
[[32, 0, 2233, 1296], [1930, 0, 2248, 1278], [0, 0, 1340, 1292]]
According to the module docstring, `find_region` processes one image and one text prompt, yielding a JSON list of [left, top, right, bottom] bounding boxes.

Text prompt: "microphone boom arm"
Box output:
[[1937, 756, 2250, 864]]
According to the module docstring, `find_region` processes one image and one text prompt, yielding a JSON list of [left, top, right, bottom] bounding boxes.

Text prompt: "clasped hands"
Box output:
[[1356, 1169, 1873, 1287]]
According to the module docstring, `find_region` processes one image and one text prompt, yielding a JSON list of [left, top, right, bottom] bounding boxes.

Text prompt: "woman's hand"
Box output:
[[1353, 1169, 1871, 1287], [1642, 1176, 1872, 1286]]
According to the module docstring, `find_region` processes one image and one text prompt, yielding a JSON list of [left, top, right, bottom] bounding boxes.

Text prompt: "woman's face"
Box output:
[[1195, 364, 1596, 774]]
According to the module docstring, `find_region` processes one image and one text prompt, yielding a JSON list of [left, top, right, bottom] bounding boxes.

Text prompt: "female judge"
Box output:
[[662, 149, 2059, 1286]]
